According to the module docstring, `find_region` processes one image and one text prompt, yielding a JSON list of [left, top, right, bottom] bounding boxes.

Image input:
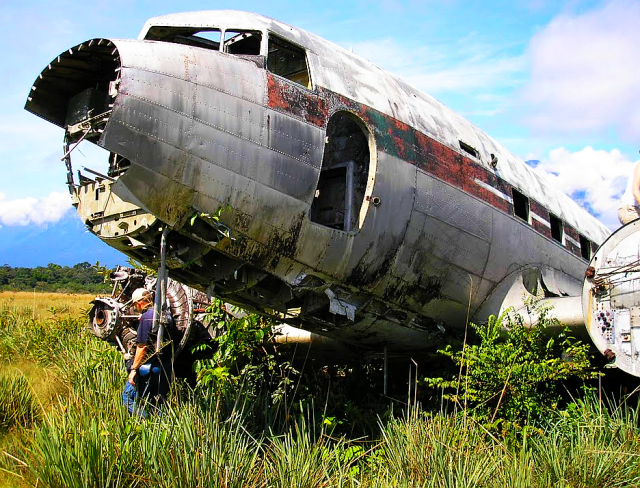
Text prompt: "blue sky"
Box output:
[[1, 0, 639, 229]]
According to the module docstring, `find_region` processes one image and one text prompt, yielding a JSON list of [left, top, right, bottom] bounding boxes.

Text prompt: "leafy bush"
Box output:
[[427, 298, 598, 424], [192, 301, 300, 415]]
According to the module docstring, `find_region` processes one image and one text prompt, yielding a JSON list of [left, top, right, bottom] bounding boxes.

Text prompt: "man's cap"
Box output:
[[131, 288, 152, 304]]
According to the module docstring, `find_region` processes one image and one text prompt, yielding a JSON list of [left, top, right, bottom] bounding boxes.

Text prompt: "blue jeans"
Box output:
[[122, 382, 136, 414], [122, 364, 168, 417]]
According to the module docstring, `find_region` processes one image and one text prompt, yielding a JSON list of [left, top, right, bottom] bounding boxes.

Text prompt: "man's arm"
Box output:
[[632, 163, 640, 207], [127, 344, 148, 386]]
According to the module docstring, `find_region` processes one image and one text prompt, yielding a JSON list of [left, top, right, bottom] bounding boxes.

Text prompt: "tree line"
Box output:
[[0, 263, 110, 294]]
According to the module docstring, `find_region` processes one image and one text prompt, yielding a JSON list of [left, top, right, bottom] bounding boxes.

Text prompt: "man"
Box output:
[[618, 158, 640, 225], [122, 288, 172, 415]]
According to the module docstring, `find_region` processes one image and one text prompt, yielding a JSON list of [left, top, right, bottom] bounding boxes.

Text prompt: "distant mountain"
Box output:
[[0, 212, 125, 267]]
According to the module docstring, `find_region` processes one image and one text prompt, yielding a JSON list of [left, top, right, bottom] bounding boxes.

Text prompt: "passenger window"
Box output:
[[268, 35, 310, 88], [512, 188, 530, 223], [550, 213, 563, 243], [579, 234, 592, 260], [459, 140, 479, 159], [223, 30, 262, 55]]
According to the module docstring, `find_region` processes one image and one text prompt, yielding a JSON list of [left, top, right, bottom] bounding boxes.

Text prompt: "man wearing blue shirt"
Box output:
[[123, 288, 172, 415]]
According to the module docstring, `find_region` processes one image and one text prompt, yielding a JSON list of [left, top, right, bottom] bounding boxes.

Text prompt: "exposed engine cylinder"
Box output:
[[89, 266, 211, 358], [90, 297, 121, 340]]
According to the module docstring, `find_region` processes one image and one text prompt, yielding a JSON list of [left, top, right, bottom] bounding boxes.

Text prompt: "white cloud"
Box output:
[[531, 146, 635, 229], [350, 36, 525, 94], [0, 191, 72, 226], [523, 0, 640, 139]]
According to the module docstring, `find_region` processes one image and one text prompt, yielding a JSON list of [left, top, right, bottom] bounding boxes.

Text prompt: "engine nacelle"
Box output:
[[583, 219, 640, 376]]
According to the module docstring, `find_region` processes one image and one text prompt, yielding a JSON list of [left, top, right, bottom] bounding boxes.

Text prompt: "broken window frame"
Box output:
[[310, 111, 375, 233], [512, 188, 530, 224], [579, 234, 592, 260], [144, 27, 223, 51], [144, 26, 264, 59], [549, 213, 564, 244], [221, 28, 263, 56], [459, 140, 479, 159], [267, 33, 312, 90]]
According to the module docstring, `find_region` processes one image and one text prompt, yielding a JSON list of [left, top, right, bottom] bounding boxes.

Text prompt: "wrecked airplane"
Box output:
[[28, 10, 639, 373]]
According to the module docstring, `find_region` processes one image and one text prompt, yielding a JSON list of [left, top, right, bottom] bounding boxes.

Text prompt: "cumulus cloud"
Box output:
[[530, 146, 635, 229], [523, 0, 640, 139], [0, 191, 72, 226]]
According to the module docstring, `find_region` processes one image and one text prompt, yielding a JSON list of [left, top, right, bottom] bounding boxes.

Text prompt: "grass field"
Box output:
[[2, 293, 640, 487], [0, 291, 95, 319]]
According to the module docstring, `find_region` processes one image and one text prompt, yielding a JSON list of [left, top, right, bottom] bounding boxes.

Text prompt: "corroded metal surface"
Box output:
[[583, 220, 640, 377], [26, 11, 612, 357]]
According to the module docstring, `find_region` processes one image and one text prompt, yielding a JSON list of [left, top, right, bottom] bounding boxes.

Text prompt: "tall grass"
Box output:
[[534, 397, 640, 487], [0, 374, 40, 431], [3, 295, 640, 487], [0, 291, 93, 320]]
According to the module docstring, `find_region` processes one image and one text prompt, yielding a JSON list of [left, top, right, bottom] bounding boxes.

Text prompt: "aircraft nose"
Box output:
[[25, 36, 321, 230], [25, 38, 120, 140]]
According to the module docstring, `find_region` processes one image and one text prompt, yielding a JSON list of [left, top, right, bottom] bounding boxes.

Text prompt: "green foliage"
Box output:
[[190, 205, 233, 240], [379, 412, 502, 486], [125, 257, 156, 276], [0, 307, 87, 366], [0, 262, 110, 293], [427, 298, 598, 424], [0, 374, 40, 432], [3, 298, 640, 487], [533, 396, 640, 487], [192, 300, 298, 408]]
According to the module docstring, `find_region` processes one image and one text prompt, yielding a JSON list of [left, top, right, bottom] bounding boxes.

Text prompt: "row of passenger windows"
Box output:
[[144, 27, 310, 89], [512, 188, 592, 260], [458, 139, 594, 261]]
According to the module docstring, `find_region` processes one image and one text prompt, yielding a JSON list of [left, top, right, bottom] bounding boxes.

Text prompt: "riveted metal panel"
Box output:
[[484, 207, 586, 286], [344, 151, 416, 285], [264, 109, 324, 169], [119, 67, 196, 117], [192, 83, 265, 146], [115, 39, 266, 104], [294, 220, 336, 270], [105, 89, 318, 203], [415, 169, 493, 243]]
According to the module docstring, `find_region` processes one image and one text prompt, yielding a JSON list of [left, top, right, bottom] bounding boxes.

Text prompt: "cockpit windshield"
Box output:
[[143, 26, 311, 88], [144, 26, 262, 56]]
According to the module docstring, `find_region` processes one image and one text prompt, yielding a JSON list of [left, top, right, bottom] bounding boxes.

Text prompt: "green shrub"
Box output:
[[427, 298, 598, 424]]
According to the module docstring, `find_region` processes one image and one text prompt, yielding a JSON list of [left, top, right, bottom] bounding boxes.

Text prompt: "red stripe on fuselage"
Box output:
[[266, 80, 587, 259]]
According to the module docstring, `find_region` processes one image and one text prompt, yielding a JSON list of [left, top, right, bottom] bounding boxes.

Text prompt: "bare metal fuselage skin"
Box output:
[[26, 11, 610, 356]]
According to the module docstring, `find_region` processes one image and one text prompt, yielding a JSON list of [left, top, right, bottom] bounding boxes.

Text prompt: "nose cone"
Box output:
[[26, 38, 120, 131], [23, 35, 328, 323], [27, 36, 322, 230]]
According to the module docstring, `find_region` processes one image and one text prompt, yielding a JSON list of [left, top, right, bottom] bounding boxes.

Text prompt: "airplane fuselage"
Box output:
[[26, 11, 610, 354]]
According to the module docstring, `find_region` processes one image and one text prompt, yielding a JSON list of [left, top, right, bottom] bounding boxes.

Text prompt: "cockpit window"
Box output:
[[144, 27, 262, 57], [223, 30, 262, 55], [268, 35, 310, 88], [145, 27, 222, 51]]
